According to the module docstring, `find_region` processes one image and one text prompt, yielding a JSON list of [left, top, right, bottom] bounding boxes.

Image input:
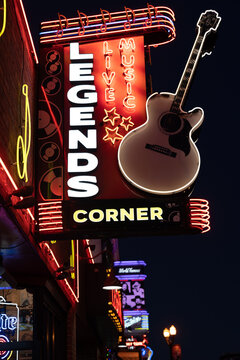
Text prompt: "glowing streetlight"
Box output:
[[169, 325, 177, 336], [163, 325, 181, 360]]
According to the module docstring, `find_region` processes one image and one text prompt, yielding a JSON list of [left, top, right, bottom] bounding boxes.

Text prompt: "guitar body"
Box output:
[[118, 92, 204, 195]]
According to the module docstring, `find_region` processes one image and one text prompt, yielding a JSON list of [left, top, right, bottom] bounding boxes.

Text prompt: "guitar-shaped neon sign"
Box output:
[[118, 10, 221, 196]]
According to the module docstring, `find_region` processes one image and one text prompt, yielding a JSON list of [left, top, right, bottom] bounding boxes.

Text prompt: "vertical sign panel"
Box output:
[[64, 36, 146, 201]]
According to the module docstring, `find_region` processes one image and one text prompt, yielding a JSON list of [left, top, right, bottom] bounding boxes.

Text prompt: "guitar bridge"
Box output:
[[145, 143, 177, 158]]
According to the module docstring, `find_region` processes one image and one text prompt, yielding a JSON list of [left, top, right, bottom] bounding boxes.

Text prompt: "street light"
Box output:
[[163, 325, 176, 346], [163, 325, 181, 360]]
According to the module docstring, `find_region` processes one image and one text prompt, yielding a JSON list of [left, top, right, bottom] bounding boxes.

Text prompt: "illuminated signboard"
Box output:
[[0, 297, 19, 360], [115, 261, 146, 277], [39, 5, 176, 46], [124, 311, 149, 335], [35, 6, 210, 240], [114, 261, 149, 337], [108, 289, 123, 333]]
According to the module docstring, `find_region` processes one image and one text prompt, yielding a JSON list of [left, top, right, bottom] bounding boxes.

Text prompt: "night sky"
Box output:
[[23, 0, 239, 359]]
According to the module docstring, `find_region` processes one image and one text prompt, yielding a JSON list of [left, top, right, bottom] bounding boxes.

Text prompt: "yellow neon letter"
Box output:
[[150, 207, 163, 220], [120, 208, 134, 221], [136, 207, 149, 221], [106, 209, 118, 222], [89, 209, 104, 222], [70, 240, 75, 279], [16, 84, 31, 182], [0, 0, 6, 37], [73, 209, 87, 223]]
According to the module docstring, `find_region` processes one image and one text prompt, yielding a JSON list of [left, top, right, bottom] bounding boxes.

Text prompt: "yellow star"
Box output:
[[103, 127, 123, 144], [120, 116, 134, 131], [103, 107, 121, 126]]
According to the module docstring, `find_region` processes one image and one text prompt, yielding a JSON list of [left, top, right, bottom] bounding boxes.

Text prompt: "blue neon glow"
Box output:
[[0, 313, 17, 332], [116, 274, 147, 281], [123, 310, 149, 316], [146, 347, 153, 360], [39, 15, 174, 37], [114, 260, 146, 266]]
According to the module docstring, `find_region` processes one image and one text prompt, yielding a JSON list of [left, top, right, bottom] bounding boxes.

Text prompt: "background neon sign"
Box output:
[[0, 298, 19, 360]]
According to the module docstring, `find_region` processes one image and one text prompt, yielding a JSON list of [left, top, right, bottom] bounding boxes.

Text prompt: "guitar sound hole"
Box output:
[[160, 113, 182, 134]]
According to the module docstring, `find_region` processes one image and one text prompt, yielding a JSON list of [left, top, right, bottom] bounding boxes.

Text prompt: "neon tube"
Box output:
[[41, 243, 79, 303], [18, 0, 38, 64], [0, 157, 34, 221], [0, 0, 6, 37], [41, 86, 63, 147]]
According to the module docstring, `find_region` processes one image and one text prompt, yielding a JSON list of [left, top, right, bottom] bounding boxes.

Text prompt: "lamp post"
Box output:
[[163, 325, 181, 360]]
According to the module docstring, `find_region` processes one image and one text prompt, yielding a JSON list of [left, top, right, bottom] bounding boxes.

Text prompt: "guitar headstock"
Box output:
[[197, 10, 221, 36]]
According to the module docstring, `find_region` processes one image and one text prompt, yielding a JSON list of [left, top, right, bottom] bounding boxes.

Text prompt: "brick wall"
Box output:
[[0, 0, 37, 192]]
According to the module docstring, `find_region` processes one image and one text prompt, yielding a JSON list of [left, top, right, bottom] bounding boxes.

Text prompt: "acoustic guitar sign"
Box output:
[[35, 7, 216, 239]]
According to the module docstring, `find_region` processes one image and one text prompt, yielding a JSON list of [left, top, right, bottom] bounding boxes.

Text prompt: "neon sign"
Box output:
[[100, 37, 144, 145], [0, 0, 6, 37], [0, 314, 17, 332], [16, 84, 31, 183], [120, 38, 136, 110], [108, 289, 123, 332], [0, 334, 12, 360], [67, 43, 99, 198], [39, 5, 176, 46], [0, 298, 19, 360]]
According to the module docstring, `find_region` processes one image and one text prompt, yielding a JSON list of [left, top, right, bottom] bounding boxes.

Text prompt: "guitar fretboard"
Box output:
[[171, 34, 204, 113]]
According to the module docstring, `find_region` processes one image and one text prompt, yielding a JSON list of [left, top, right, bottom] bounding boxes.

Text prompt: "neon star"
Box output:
[[120, 116, 134, 131], [103, 107, 121, 126], [103, 127, 123, 144]]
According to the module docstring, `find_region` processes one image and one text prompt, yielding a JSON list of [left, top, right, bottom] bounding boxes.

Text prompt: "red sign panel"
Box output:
[[64, 36, 146, 200]]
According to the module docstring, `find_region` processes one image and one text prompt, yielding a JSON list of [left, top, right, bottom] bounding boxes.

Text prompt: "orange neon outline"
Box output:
[[103, 107, 120, 126], [103, 126, 123, 144], [40, 23, 176, 46], [39, 221, 63, 227], [119, 38, 136, 51], [0, 156, 34, 221], [39, 226, 63, 232], [77, 10, 89, 36], [103, 41, 113, 55], [0, 157, 18, 191], [84, 239, 95, 264], [120, 116, 134, 131], [56, 13, 69, 37], [100, 8, 112, 24], [124, 6, 136, 23], [189, 198, 210, 233], [102, 71, 116, 86], [40, 6, 175, 29], [126, 82, 132, 95], [124, 68, 135, 81], [39, 6, 176, 46], [41, 85, 63, 147], [38, 201, 62, 205], [105, 55, 111, 70], [123, 95, 136, 109], [19, 0, 38, 64], [121, 54, 135, 67], [39, 216, 63, 220], [105, 88, 115, 102]]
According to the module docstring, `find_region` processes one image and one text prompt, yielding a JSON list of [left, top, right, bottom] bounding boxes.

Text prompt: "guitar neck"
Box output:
[[171, 31, 204, 113]]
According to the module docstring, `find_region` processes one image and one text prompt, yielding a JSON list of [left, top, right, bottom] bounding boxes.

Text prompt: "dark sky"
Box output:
[[23, 0, 239, 359]]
